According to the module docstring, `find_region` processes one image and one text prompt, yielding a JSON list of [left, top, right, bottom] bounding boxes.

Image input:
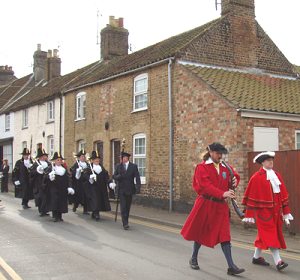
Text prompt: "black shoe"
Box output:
[[252, 257, 270, 266], [227, 266, 245, 275], [39, 212, 50, 217], [72, 206, 77, 212], [95, 215, 100, 221], [189, 258, 200, 270], [123, 224, 129, 230], [59, 218, 64, 222], [23, 205, 31, 209], [276, 261, 288, 271]]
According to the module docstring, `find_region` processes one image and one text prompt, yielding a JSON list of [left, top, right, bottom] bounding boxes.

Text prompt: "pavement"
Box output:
[[2, 182, 300, 255]]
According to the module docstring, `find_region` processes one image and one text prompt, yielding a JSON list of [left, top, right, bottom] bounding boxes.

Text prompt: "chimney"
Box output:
[[221, 0, 258, 67], [33, 43, 47, 83], [47, 48, 61, 80], [0, 65, 16, 85], [100, 16, 129, 60]]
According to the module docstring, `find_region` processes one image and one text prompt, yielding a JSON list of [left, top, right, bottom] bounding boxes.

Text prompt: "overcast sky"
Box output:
[[1, 0, 300, 78]]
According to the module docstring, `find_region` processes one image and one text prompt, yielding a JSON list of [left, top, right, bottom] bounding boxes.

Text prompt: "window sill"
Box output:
[[74, 118, 86, 122], [131, 107, 148, 113], [46, 120, 54, 124], [22, 126, 28, 130]]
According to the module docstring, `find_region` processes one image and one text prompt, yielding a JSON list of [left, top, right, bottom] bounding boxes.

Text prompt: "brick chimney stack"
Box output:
[[0, 65, 16, 85], [100, 16, 129, 60], [221, 0, 258, 68], [33, 44, 61, 83]]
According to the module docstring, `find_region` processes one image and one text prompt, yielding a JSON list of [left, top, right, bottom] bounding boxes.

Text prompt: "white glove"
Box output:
[[49, 173, 55, 181], [28, 163, 33, 168], [14, 180, 21, 186], [89, 174, 97, 184], [283, 213, 293, 226], [75, 168, 82, 180], [68, 187, 75, 195], [109, 182, 116, 190], [242, 217, 255, 223], [37, 165, 44, 174]]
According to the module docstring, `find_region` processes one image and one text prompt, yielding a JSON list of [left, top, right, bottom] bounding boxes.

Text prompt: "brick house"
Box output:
[[62, 0, 300, 214]]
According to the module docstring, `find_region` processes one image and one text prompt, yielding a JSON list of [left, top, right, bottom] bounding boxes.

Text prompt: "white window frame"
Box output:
[[5, 113, 10, 131], [76, 92, 86, 120], [47, 135, 54, 158], [133, 73, 148, 112], [47, 100, 55, 122], [22, 109, 28, 128], [133, 133, 146, 184], [295, 130, 300, 150], [78, 140, 86, 152]]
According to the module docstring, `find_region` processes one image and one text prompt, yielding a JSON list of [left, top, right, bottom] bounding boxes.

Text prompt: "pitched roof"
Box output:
[[183, 64, 300, 114]]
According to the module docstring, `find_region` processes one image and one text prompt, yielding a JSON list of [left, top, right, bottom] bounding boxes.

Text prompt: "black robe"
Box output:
[[82, 164, 111, 212], [70, 162, 88, 206], [12, 158, 34, 200]]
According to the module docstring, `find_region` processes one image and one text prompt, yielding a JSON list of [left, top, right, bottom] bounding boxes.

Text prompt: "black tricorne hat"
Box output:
[[90, 150, 100, 160], [253, 151, 275, 164], [121, 151, 131, 158], [207, 142, 228, 154], [20, 148, 31, 155], [76, 149, 86, 157], [51, 151, 65, 161], [36, 148, 48, 158]]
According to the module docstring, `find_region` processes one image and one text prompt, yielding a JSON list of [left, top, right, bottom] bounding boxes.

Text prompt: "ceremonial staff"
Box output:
[[115, 138, 126, 222], [86, 152, 97, 182]]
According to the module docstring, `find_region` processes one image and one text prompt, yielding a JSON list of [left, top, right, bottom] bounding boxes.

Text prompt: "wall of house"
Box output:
[[64, 64, 171, 200], [13, 98, 61, 165]]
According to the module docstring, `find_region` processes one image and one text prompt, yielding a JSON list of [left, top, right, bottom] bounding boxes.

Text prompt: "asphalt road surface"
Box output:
[[0, 194, 299, 280]]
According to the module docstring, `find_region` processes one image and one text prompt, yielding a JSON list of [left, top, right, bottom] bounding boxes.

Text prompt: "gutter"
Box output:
[[59, 93, 63, 152], [168, 58, 174, 212], [63, 57, 175, 94]]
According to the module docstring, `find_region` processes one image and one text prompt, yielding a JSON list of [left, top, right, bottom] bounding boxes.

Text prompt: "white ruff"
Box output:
[[24, 159, 31, 168], [264, 168, 281, 193], [55, 165, 66, 176], [93, 164, 102, 174], [79, 161, 87, 169], [40, 161, 48, 169]]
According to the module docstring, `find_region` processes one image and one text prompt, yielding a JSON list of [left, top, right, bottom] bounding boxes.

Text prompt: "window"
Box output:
[[76, 92, 86, 120], [133, 133, 146, 184], [253, 127, 279, 151], [47, 135, 54, 157], [133, 74, 148, 111], [78, 140, 86, 152], [5, 113, 10, 131], [47, 100, 55, 121], [22, 109, 28, 128], [295, 130, 300, 149]]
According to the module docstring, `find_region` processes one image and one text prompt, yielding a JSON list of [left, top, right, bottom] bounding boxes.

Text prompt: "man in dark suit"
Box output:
[[113, 151, 141, 230]]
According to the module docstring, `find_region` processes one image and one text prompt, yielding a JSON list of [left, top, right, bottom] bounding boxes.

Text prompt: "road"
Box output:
[[0, 194, 299, 280]]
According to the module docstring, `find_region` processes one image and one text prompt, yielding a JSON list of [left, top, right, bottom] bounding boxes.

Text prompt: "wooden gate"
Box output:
[[248, 150, 300, 234]]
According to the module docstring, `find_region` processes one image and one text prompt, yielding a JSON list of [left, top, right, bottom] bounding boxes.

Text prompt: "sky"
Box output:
[[1, 0, 300, 78]]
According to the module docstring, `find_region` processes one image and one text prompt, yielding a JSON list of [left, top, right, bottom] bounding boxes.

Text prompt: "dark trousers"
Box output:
[[119, 193, 132, 226], [22, 198, 29, 206], [1, 177, 8, 192]]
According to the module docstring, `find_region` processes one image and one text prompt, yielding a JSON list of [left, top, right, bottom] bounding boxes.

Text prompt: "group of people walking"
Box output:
[[11, 147, 141, 228], [181, 142, 293, 275]]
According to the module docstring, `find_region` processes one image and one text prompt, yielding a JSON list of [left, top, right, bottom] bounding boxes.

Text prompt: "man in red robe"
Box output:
[[242, 151, 293, 271], [181, 142, 245, 276]]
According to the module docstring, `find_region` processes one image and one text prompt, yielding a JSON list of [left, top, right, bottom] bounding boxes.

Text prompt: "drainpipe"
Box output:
[[59, 93, 63, 152], [168, 58, 173, 212]]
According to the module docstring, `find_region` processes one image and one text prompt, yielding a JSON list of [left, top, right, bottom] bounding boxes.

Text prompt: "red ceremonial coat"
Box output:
[[181, 160, 240, 248], [242, 168, 290, 250]]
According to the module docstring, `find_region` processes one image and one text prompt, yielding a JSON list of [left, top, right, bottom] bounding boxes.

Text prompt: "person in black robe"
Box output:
[[69, 149, 89, 214], [46, 152, 74, 222], [29, 148, 51, 216], [0, 159, 9, 193], [82, 151, 111, 221], [12, 148, 34, 209]]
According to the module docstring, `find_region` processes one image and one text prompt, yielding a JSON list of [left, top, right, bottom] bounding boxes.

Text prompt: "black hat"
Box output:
[[20, 148, 30, 155], [90, 150, 100, 160], [253, 151, 275, 164], [207, 142, 228, 154], [51, 151, 65, 161], [121, 151, 131, 158], [76, 149, 86, 157], [36, 148, 48, 158]]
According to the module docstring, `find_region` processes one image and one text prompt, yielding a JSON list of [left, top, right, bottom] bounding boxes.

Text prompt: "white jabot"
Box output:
[[40, 160, 48, 169], [93, 164, 102, 174], [264, 168, 281, 193], [205, 158, 213, 164], [24, 159, 31, 168], [55, 165, 66, 176], [79, 161, 87, 169]]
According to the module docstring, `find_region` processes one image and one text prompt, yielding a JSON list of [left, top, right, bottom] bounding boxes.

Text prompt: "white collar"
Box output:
[[205, 158, 225, 167], [263, 167, 281, 193]]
